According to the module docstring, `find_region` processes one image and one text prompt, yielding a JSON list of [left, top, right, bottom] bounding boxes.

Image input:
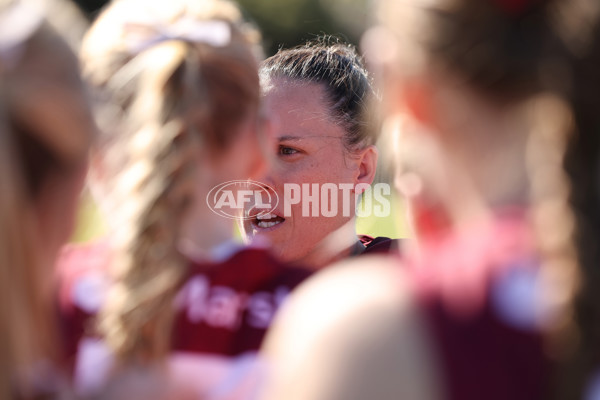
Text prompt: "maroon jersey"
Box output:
[[171, 247, 312, 355], [56, 240, 313, 364], [406, 210, 549, 400]]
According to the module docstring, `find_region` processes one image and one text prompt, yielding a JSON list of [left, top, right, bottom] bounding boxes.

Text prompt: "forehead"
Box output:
[[263, 78, 344, 139]]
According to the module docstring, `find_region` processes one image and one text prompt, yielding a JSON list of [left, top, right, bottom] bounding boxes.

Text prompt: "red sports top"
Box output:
[[56, 241, 312, 364], [56, 234, 399, 371], [406, 209, 550, 400]]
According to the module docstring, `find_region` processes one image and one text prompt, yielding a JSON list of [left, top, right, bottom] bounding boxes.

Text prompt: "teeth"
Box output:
[[257, 212, 275, 220], [257, 220, 282, 228]]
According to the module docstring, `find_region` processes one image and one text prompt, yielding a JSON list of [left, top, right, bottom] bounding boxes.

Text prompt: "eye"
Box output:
[[279, 145, 299, 156]]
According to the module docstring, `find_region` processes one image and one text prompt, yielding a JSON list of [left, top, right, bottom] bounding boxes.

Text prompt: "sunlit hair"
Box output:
[[260, 38, 378, 153], [0, 0, 93, 396], [80, 0, 263, 364], [374, 0, 600, 398]]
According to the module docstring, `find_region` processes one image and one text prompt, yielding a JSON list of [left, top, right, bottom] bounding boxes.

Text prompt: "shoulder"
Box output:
[[275, 256, 408, 316], [263, 257, 413, 354], [261, 256, 442, 400]]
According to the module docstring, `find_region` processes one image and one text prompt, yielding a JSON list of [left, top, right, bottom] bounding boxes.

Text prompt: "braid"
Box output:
[[99, 42, 204, 362], [83, 0, 262, 366], [525, 94, 579, 364], [553, 15, 600, 399]]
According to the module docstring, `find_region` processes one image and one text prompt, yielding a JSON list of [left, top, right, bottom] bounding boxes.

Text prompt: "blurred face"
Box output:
[[26, 48, 96, 266], [241, 78, 363, 265], [180, 109, 269, 252], [208, 110, 270, 184]]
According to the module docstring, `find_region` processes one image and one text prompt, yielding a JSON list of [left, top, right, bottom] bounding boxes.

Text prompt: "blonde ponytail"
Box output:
[[82, 0, 262, 366], [98, 41, 206, 362]]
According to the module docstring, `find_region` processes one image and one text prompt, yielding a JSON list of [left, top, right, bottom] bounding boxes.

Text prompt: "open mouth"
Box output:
[[252, 212, 285, 229]]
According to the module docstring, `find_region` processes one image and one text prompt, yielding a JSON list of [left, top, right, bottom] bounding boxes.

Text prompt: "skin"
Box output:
[[241, 78, 377, 269], [261, 257, 442, 400], [180, 110, 270, 258]]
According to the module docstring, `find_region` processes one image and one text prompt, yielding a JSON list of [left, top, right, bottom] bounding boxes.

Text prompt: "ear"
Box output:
[[354, 145, 378, 188]]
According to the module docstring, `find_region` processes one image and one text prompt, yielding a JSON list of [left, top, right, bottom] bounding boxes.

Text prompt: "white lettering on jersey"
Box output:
[[205, 286, 246, 329], [175, 275, 293, 331], [174, 275, 210, 323], [246, 286, 290, 329], [72, 272, 110, 313]]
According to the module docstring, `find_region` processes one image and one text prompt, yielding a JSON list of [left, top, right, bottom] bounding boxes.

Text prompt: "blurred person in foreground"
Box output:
[[0, 0, 95, 398], [258, 0, 600, 399], [56, 0, 313, 397], [240, 40, 399, 270]]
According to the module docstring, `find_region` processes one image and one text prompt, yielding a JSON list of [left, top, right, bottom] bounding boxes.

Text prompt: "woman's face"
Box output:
[[241, 78, 365, 265]]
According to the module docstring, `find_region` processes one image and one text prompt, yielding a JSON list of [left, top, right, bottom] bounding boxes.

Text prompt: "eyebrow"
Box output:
[[277, 135, 343, 142], [277, 135, 303, 142]]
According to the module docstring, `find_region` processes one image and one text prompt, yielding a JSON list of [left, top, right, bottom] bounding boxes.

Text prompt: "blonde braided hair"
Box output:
[[81, 0, 262, 363]]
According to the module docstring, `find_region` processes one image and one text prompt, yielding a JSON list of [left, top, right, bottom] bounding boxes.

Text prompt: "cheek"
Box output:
[[277, 161, 334, 185]]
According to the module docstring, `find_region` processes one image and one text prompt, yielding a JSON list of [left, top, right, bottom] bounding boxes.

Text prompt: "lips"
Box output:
[[243, 203, 286, 235], [254, 212, 285, 228]]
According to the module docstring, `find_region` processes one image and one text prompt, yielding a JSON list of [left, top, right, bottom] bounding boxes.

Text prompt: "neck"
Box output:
[[179, 202, 237, 262], [426, 70, 532, 220], [297, 218, 359, 270], [434, 87, 532, 230]]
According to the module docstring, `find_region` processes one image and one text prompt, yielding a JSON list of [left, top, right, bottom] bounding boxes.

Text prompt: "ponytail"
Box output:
[[98, 41, 205, 362]]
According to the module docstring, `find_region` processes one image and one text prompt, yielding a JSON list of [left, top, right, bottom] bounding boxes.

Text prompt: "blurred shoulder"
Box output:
[[264, 255, 411, 349], [295, 255, 407, 309], [261, 255, 442, 400]]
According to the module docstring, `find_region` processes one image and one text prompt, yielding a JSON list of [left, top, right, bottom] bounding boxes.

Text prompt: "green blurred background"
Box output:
[[70, 0, 409, 242]]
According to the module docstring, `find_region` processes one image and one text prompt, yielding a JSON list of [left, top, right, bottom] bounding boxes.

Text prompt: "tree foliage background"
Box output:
[[73, 0, 370, 56]]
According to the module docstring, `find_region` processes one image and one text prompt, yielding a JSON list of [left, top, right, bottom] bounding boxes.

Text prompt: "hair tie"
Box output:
[[123, 19, 231, 54]]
